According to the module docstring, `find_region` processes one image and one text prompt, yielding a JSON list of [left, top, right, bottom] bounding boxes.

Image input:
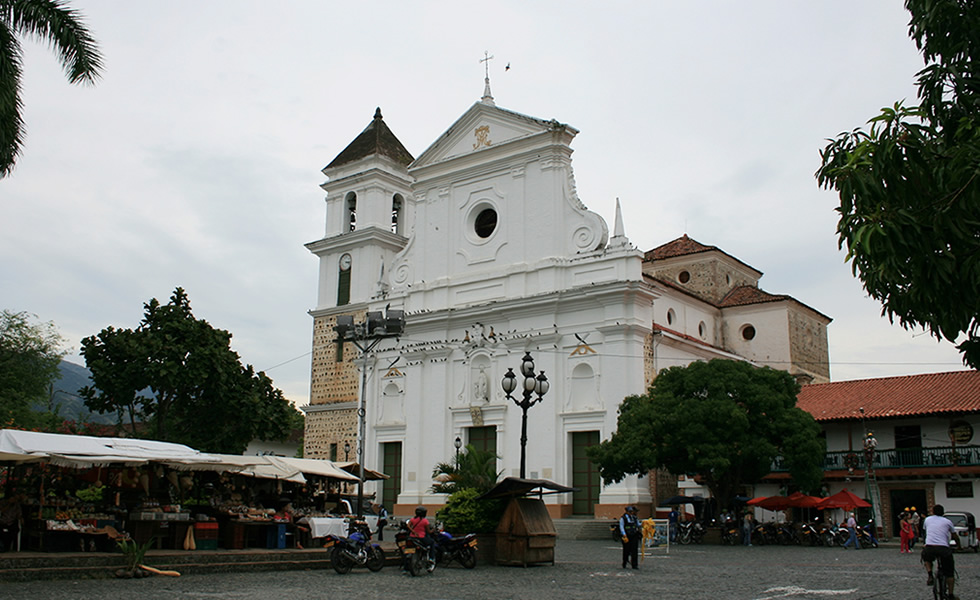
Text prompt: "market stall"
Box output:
[[0, 429, 381, 553]]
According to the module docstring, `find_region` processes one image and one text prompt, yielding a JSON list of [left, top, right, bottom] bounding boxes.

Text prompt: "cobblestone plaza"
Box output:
[[1, 540, 974, 600]]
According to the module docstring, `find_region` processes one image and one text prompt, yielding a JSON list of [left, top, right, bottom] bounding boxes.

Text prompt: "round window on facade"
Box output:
[[678, 271, 691, 284], [666, 308, 675, 326], [474, 208, 498, 238], [741, 324, 756, 341]]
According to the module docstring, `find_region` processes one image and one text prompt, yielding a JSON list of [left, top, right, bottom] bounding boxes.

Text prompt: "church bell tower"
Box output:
[[303, 108, 414, 459]]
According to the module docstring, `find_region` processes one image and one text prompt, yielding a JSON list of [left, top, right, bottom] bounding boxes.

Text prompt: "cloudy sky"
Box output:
[[2, 1, 967, 407]]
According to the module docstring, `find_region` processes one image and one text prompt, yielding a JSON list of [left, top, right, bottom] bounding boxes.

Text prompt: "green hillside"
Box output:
[[31, 360, 115, 425]]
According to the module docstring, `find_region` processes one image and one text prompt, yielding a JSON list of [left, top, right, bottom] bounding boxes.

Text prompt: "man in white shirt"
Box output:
[[922, 504, 957, 599]]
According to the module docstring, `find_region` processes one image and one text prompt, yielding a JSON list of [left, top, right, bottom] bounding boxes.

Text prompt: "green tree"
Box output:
[[586, 359, 825, 514], [431, 444, 501, 495], [816, 0, 980, 369], [80, 287, 297, 454], [432, 445, 504, 533], [0, 309, 66, 427], [0, 0, 103, 177]]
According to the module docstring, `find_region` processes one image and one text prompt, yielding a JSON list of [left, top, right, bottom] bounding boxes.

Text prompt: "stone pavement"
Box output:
[[0, 539, 974, 600]]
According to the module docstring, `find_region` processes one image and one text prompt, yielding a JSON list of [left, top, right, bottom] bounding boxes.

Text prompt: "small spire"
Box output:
[[480, 51, 495, 106], [374, 107, 383, 120], [609, 197, 630, 248], [613, 198, 625, 238]]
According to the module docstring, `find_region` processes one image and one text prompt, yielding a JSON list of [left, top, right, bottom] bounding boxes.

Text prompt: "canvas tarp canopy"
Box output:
[[0, 429, 215, 469], [334, 461, 389, 481], [0, 430, 370, 484]]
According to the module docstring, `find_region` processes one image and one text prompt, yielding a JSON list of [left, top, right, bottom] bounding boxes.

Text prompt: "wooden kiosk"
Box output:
[[480, 477, 575, 567]]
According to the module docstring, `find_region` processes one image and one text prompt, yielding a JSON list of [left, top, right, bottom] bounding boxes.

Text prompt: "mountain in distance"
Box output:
[[34, 360, 115, 425]]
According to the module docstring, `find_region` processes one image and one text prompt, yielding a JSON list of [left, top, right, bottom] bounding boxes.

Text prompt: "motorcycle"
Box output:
[[434, 530, 478, 568], [323, 520, 386, 574], [720, 516, 740, 545], [775, 521, 801, 545], [676, 520, 705, 544], [800, 519, 822, 546], [858, 521, 879, 548], [395, 522, 437, 576]]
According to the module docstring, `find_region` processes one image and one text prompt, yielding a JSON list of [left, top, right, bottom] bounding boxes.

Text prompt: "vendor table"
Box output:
[[222, 520, 289, 550], [299, 516, 378, 539], [25, 520, 122, 552], [128, 519, 192, 550]]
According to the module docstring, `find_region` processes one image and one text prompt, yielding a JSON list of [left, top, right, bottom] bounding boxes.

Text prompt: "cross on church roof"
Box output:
[[480, 50, 495, 106]]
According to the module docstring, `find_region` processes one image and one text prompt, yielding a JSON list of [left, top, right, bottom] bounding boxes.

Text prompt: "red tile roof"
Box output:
[[644, 234, 717, 260], [718, 285, 789, 307], [797, 370, 980, 422], [643, 234, 760, 276]]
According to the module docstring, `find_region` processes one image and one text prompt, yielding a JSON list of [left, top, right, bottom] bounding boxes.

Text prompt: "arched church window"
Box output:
[[346, 192, 357, 232], [391, 194, 404, 235]]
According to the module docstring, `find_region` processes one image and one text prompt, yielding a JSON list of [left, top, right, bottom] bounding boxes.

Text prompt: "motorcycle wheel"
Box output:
[[459, 546, 477, 569], [408, 549, 424, 577], [366, 545, 385, 572], [331, 546, 353, 575]]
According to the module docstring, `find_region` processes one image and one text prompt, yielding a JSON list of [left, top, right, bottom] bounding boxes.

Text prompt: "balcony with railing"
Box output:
[[771, 446, 980, 472]]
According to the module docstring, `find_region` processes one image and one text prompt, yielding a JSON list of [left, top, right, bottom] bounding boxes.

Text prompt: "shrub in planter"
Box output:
[[436, 488, 504, 534]]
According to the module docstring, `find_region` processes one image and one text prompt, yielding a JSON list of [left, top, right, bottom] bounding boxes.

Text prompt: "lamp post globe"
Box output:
[[501, 352, 548, 479]]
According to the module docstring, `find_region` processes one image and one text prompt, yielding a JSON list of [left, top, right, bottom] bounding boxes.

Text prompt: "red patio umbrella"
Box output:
[[786, 491, 821, 508], [747, 495, 793, 511], [816, 488, 871, 510]]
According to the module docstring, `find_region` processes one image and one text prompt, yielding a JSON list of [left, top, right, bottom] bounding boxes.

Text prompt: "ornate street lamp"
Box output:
[[501, 352, 549, 479], [344, 441, 350, 462], [454, 436, 462, 462]]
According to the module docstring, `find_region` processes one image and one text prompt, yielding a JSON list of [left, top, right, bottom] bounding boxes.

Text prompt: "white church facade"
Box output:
[[301, 86, 831, 518]]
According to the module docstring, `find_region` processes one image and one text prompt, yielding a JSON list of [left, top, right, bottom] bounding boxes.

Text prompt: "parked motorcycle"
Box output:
[[434, 530, 478, 568], [395, 522, 437, 576], [324, 521, 385, 574], [800, 519, 822, 546], [720, 516, 740, 545], [775, 521, 801, 545], [676, 520, 705, 544]]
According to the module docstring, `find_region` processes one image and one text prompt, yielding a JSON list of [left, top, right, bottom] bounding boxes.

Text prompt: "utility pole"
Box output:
[[334, 308, 405, 518]]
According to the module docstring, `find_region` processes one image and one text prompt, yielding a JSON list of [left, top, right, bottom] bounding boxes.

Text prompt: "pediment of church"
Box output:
[[411, 101, 576, 170]]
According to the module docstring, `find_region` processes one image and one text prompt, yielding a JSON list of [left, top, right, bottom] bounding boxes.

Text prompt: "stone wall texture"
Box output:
[[304, 311, 364, 459]]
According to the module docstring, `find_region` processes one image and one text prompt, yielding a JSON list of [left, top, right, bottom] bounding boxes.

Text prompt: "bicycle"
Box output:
[[931, 553, 955, 600]]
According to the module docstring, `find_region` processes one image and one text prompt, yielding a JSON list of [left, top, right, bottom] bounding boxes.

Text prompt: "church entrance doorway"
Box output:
[[381, 442, 402, 513], [571, 431, 600, 515]]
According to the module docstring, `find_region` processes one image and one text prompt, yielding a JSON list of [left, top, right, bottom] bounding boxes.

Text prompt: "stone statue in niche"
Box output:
[[473, 367, 490, 404]]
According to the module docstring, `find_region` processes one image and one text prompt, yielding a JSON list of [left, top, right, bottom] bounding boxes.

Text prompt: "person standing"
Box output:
[[619, 505, 640, 569], [909, 506, 921, 549], [742, 511, 754, 546], [668, 506, 679, 542], [922, 504, 956, 599], [900, 510, 915, 553], [374, 503, 389, 541], [842, 512, 861, 549]]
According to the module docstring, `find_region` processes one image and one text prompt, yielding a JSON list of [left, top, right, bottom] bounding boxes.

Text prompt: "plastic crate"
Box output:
[[265, 524, 286, 549], [196, 539, 218, 550]]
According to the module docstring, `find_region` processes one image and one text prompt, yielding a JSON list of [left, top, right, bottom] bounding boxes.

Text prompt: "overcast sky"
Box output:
[[2, 1, 968, 407]]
